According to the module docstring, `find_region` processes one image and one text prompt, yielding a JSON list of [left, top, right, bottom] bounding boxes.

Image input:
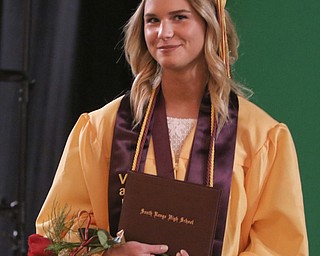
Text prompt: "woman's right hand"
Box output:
[[104, 241, 169, 256]]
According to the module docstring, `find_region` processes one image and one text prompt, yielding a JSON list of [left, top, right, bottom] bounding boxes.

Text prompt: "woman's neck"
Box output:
[[161, 68, 208, 118]]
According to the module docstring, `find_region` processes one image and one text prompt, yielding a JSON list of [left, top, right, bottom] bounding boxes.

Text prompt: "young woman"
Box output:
[[35, 0, 308, 255]]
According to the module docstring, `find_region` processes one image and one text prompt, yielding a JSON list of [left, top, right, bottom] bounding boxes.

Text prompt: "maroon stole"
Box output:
[[108, 88, 239, 255]]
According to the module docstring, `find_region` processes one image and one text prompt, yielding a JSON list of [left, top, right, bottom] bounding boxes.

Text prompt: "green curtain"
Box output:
[[228, 1, 320, 255]]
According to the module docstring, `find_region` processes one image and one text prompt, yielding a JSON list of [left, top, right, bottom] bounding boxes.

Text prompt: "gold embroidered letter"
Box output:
[[118, 173, 128, 185], [119, 187, 125, 196]]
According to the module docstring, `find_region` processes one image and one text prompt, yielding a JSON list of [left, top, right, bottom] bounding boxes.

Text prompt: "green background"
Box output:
[[227, 1, 320, 255]]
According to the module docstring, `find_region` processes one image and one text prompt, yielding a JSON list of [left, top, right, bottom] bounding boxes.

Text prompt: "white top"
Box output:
[[166, 117, 197, 162]]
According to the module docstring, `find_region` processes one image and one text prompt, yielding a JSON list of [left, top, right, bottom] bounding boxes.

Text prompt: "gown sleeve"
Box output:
[[239, 123, 308, 255], [35, 112, 110, 241]]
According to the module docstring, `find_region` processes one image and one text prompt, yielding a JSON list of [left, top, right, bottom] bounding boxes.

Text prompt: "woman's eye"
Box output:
[[146, 17, 159, 24], [174, 15, 187, 21]]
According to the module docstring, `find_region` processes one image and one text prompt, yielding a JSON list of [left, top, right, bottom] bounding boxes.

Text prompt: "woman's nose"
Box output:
[[158, 21, 174, 40]]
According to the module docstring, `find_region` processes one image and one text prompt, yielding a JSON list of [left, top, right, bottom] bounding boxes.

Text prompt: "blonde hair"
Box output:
[[124, 0, 249, 128]]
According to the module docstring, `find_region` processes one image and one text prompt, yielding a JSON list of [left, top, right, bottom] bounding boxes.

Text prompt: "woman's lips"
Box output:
[[157, 44, 181, 52]]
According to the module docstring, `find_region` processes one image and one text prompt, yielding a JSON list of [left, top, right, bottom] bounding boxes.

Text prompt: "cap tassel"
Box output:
[[217, 0, 231, 78]]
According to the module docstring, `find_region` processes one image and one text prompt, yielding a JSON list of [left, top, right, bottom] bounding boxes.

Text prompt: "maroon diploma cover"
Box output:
[[119, 171, 221, 256]]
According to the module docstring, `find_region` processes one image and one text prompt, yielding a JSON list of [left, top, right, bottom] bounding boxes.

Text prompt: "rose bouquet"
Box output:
[[28, 202, 123, 256]]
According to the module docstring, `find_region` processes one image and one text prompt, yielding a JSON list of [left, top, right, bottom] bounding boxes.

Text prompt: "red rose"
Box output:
[[28, 234, 54, 256]]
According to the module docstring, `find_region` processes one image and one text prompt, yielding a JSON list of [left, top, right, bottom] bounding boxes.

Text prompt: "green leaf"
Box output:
[[97, 230, 110, 249]]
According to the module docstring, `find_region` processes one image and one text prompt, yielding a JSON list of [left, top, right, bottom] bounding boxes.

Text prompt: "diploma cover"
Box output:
[[118, 171, 221, 256]]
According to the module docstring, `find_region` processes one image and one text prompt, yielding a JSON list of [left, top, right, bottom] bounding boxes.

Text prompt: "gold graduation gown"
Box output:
[[36, 96, 308, 255]]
